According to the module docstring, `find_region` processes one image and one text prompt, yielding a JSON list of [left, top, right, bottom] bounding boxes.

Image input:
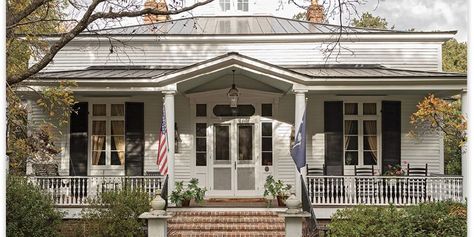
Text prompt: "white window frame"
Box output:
[[89, 101, 125, 168], [219, 0, 231, 11], [343, 101, 381, 168], [236, 0, 249, 12]]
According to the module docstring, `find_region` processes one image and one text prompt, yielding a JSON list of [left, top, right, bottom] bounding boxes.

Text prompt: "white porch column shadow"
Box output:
[[164, 90, 176, 196], [294, 89, 307, 200], [461, 89, 468, 199]]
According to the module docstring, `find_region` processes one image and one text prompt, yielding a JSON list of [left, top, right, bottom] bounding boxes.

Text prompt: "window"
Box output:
[[213, 104, 255, 117], [261, 122, 273, 166], [196, 123, 207, 166], [219, 0, 230, 11], [237, 0, 249, 11], [196, 104, 207, 117], [261, 104, 272, 117], [91, 103, 125, 166], [343, 102, 378, 166]]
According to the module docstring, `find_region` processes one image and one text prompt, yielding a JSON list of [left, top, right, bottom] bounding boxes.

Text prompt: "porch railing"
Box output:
[[29, 176, 163, 206], [307, 175, 463, 206]]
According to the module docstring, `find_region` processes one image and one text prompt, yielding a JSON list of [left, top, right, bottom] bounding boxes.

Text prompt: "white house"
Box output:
[[24, 0, 465, 226]]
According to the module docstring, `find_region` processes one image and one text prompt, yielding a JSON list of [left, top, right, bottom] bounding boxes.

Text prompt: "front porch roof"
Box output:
[[29, 52, 466, 93]]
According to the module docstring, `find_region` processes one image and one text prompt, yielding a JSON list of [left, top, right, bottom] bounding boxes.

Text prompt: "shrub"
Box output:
[[327, 202, 467, 237], [7, 176, 63, 237], [401, 201, 467, 237], [81, 188, 151, 237], [327, 205, 404, 237]]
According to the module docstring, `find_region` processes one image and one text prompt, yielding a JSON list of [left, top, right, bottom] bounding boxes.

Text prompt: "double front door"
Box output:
[[211, 121, 258, 196]]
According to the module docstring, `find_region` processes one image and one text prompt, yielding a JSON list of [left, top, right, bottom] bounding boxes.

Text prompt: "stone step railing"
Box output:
[[306, 175, 463, 206], [29, 176, 163, 206]]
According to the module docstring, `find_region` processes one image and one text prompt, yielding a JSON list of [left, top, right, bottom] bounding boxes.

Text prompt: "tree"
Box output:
[[410, 94, 466, 175], [442, 39, 467, 73], [351, 12, 394, 29]]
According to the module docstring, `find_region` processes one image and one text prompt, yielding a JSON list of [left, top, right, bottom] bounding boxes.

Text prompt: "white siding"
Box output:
[[274, 94, 296, 185], [39, 41, 442, 72]]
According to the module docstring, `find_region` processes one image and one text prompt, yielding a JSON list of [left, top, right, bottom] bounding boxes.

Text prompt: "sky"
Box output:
[[177, 0, 468, 41]]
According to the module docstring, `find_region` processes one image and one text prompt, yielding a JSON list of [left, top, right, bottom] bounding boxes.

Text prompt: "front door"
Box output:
[[211, 121, 257, 197]]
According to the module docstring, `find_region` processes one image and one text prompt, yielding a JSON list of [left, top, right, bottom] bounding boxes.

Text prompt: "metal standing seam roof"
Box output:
[[33, 64, 465, 80], [84, 15, 402, 36]]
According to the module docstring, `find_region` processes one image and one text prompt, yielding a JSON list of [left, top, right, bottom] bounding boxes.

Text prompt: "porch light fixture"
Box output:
[[227, 69, 239, 108]]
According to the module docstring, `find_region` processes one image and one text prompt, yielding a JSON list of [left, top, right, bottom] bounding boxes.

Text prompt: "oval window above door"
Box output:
[[213, 105, 255, 117]]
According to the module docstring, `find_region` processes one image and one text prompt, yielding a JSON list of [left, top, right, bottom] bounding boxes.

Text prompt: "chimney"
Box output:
[[306, 0, 325, 23], [144, 0, 170, 24]]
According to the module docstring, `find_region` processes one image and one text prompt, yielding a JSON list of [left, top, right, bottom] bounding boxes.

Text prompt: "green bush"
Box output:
[[7, 176, 63, 237], [402, 201, 467, 237], [328, 202, 467, 237], [82, 188, 151, 237], [327, 205, 404, 237]]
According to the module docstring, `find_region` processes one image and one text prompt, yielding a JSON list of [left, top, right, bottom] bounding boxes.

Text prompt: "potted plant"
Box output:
[[170, 178, 207, 207], [263, 175, 292, 207]]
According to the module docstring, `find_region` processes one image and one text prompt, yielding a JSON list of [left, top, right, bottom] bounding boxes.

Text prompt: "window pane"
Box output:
[[262, 137, 272, 151], [92, 151, 106, 165], [215, 126, 230, 161], [111, 136, 125, 151], [345, 152, 358, 165], [238, 125, 253, 161], [344, 103, 358, 115], [262, 152, 272, 166], [345, 136, 358, 150], [111, 121, 124, 135], [92, 135, 106, 151], [111, 151, 125, 165], [92, 121, 106, 135], [196, 104, 207, 117], [344, 120, 358, 135], [364, 151, 377, 165], [93, 104, 106, 116], [364, 136, 377, 150], [196, 138, 206, 152], [363, 120, 377, 135], [262, 123, 272, 136], [196, 123, 207, 137], [111, 104, 124, 116], [262, 104, 272, 116], [363, 103, 377, 115], [196, 153, 207, 166]]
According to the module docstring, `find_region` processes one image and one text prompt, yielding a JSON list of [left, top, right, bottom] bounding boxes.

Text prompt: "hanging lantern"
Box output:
[[227, 69, 239, 108]]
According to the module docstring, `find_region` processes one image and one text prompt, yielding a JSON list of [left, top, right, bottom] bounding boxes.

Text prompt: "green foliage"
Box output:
[[351, 12, 394, 30], [293, 12, 306, 20], [263, 175, 292, 199], [442, 39, 467, 73], [328, 202, 467, 237], [410, 94, 466, 175], [81, 189, 151, 237], [7, 176, 63, 237], [170, 178, 207, 206]]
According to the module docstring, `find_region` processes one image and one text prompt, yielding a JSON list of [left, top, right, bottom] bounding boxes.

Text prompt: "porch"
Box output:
[[30, 175, 462, 207]]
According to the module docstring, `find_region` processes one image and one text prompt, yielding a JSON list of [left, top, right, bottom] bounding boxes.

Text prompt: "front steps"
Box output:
[[167, 210, 285, 237]]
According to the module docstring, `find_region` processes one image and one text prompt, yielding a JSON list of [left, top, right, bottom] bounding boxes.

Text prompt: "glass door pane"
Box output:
[[214, 125, 231, 190], [237, 124, 255, 190]]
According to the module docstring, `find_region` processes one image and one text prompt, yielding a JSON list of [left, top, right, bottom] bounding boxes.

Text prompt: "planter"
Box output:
[[277, 196, 288, 207], [181, 199, 191, 207]]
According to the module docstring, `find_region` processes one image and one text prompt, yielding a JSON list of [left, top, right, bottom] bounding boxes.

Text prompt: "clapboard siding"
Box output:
[[274, 94, 296, 185], [305, 94, 443, 175], [39, 41, 442, 72]]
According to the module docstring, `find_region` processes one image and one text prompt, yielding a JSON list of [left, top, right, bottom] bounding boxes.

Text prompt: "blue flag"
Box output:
[[291, 110, 306, 173]]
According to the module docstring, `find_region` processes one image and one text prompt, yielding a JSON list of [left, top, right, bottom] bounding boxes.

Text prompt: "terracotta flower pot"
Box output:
[[181, 199, 191, 207], [277, 196, 287, 207]]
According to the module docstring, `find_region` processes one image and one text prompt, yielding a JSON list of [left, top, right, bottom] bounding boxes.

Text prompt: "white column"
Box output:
[[294, 89, 307, 200], [164, 90, 176, 195], [461, 89, 468, 199]]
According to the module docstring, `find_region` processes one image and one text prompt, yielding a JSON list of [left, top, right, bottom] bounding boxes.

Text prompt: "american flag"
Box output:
[[157, 106, 168, 176]]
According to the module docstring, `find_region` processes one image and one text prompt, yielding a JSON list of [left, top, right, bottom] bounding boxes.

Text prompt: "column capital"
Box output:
[[162, 90, 177, 95], [292, 89, 308, 94]]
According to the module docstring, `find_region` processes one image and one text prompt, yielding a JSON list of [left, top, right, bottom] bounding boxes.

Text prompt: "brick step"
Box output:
[[168, 230, 285, 237], [168, 216, 284, 224], [168, 222, 285, 231], [172, 211, 279, 217]]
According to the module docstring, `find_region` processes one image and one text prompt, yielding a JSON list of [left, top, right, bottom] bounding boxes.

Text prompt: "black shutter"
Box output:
[[125, 102, 144, 176], [382, 101, 401, 173], [69, 102, 88, 176], [324, 101, 344, 175]]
